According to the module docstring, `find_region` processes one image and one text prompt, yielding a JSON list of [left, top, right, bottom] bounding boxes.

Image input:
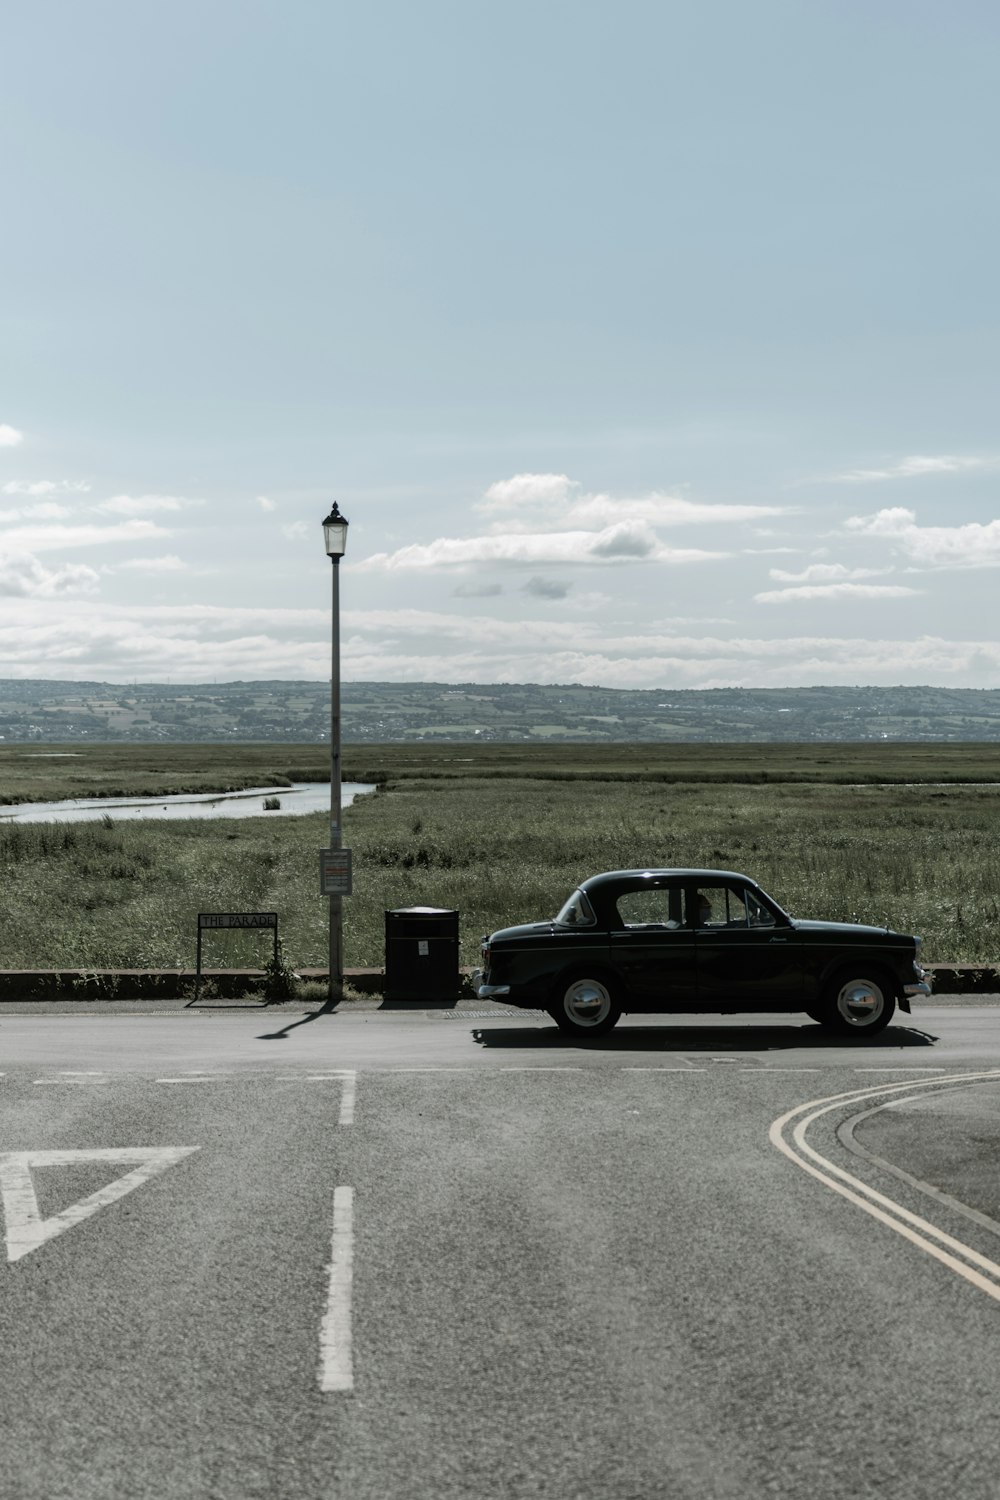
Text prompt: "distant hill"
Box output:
[[4, 678, 1000, 743]]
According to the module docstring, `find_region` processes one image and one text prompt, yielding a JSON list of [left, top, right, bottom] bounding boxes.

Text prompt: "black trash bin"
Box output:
[[384, 906, 459, 1001]]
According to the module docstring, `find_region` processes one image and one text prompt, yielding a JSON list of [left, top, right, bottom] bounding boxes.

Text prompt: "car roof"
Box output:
[[579, 868, 753, 891]]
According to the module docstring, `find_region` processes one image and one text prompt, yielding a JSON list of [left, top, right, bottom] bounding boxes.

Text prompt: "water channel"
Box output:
[[0, 783, 375, 824]]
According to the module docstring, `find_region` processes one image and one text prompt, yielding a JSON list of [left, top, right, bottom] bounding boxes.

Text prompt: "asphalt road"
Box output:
[[3, 1003, 1000, 1499]]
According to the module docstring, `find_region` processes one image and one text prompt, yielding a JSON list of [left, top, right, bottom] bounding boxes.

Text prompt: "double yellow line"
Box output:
[[771, 1070, 1000, 1301]]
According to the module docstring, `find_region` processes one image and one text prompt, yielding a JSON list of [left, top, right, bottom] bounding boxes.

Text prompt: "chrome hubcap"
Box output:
[[836, 979, 885, 1027], [563, 979, 612, 1028]]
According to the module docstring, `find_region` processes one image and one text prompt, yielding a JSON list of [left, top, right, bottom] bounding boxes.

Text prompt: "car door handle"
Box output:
[[769, 937, 788, 943]]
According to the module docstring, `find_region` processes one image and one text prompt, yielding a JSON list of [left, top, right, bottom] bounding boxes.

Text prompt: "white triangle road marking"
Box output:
[[0, 1148, 200, 1263]]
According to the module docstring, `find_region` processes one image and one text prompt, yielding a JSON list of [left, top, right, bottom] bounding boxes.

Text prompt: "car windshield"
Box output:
[[554, 888, 597, 927]]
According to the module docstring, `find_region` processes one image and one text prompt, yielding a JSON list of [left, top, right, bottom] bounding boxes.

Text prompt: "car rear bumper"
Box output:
[[904, 981, 932, 998]]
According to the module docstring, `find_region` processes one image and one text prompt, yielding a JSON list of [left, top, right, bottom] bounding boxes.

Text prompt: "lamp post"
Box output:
[[322, 501, 349, 1005]]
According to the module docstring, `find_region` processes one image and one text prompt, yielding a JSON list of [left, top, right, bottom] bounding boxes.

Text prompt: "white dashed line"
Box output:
[[498, 1066, 585, 1072], [853, 1067, 948, 1073], [623, 1067, 707, 1072], [274, 1072, 357, 1121], [338, 1072, 356, 1125], [319, 1186, 354, 1393], [155, 1077, 223, 1084]]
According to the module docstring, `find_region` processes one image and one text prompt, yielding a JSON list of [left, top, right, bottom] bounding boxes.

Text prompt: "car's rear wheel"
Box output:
[[818, 972, 896, 1038], [551, 974, 622, 1038]]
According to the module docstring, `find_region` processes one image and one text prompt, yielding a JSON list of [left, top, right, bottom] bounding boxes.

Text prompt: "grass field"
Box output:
[[1, 742, 999, 971]]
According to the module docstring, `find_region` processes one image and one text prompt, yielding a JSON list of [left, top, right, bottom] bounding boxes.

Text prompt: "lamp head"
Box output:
[[322, 502, 349, 557]]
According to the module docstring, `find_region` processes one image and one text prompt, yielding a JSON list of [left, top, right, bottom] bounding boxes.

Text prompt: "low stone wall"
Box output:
[[0, 967, 476, 1002], [0, 963, 991, 1001], [923, 965, 1000, 994]]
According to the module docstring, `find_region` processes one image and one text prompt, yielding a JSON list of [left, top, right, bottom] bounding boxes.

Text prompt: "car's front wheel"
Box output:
[[551, 974, 622, 1038], [818, 972, 896, 1038]]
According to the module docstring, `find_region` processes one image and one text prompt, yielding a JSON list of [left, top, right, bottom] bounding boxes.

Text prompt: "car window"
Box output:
[[554, 888, 597, 927], [744, 889, 777, 928], [615, 890, 684, 929], [693, 884, 773, 929]]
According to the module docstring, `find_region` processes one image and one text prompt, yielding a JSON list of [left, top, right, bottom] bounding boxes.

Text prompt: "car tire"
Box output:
[[550, 974, 622, 1038], [818, 971, 896, 1038]]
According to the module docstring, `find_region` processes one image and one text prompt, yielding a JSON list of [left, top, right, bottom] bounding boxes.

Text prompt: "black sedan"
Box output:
[[476, 868, 931, 1039]]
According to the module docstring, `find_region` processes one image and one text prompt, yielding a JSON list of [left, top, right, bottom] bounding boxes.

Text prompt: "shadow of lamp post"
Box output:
[[322, 501, 349, 1006]]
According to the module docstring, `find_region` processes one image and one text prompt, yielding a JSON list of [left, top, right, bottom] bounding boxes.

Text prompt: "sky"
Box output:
[[2, 0, 999, 690]]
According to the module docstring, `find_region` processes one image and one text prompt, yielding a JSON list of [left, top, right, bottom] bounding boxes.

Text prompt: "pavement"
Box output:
[[5, 1004, 1000, 1499], [0, 992, 996, 1018]]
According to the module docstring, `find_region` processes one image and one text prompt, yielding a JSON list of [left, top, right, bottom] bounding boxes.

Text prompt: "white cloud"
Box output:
[[846, 507, 1000, 569], [0, 425, 24, 448], [361, 471, 785, 574], [2, 480, 91, 496], [767, 563, 890, 584], [832, 454, 987, 483], [590, 521, 661, 558], [3, 596, 1000, 688], [353, 471, 793, 580], [479, 472, 576, 511], [845, 506, 917, 536], [0, 502, 73, 523], [96, 494, 190, 516], [0, 599, 331, 680], [282, 520, 308, 540], [115, 555, 188, 573], [257, 495, 277, 512], [0, 553, 100, 598], [477, 472, 787, 531], [563, 493, 787, 530], [0, 519, 168, 552], [359, 525, 726, 571], [754, 582, 920, 604], [329, 624, 1000, 688]]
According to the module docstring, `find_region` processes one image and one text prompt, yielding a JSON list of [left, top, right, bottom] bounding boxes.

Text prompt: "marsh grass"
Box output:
[[2, 772, 999, 968], [5, 738, 1000, 806]]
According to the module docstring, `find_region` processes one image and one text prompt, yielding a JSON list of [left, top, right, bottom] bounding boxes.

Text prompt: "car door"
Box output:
[[608, 879, 698, 1011], [692, 881, 802, 1010]]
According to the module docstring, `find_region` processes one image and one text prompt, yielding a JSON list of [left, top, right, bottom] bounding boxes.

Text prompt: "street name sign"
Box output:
[[198, 912, 278, 929], [194, 912, 280, 1001]]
